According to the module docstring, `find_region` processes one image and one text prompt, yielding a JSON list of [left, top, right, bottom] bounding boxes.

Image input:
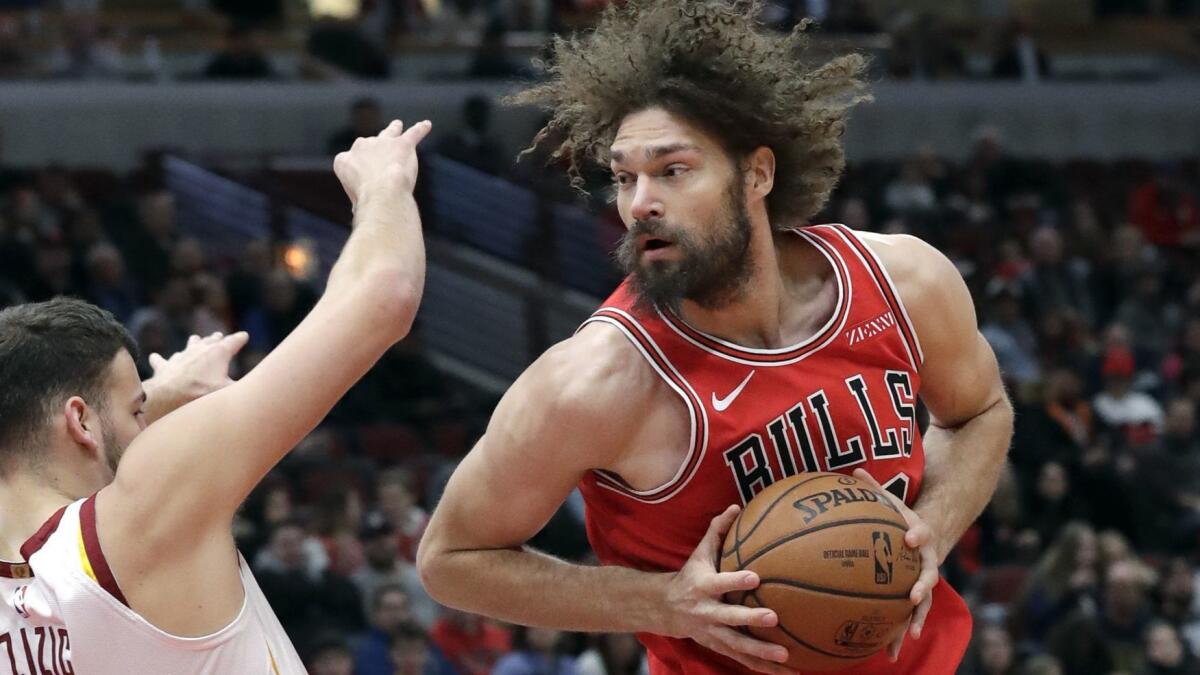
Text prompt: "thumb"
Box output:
[[220, 331, 250, 356]]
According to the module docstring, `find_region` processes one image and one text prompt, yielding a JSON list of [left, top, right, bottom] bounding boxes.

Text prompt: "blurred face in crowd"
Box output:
[[1146, 623, 1185, 667], [270, 523, 308, 571], [1162, 558, 1194, 607], [1074, 528, 1098, 569], [610, 108, 758, 312], [1030, 227, 1063, 266], [364, 530, 399, 569], [1037, 462, 1068, 503], [309, 646, 353, 675], [87, 243, 125, 286], [978, 625, 1014, 675], [379, 478, 416, 522], [1166, 399, 1195, 440], [139, 192, 176, 239], [1105, 561, 1147, 621], [373, 588, 411, 633], [171, 238, 208, 276], [391, 635, 429, 675]]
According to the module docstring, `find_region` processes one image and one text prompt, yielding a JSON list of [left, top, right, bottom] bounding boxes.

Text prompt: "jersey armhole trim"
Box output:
[[580, 310, 709, 503], [832, 225, 925, 367], [79, 494, 130, 607]]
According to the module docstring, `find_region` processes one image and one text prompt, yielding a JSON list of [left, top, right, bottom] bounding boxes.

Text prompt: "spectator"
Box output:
[[307, 634, 355, 675], [1128, 165, 1200, 249], [430, 609, 512, 675], [242, 269, 316, 350], [1093, 346, 1166, 448], [203, 24, 276, 80], [350, 512, 439, 629], [883, 158, 937, 215], [1020, 655, 1064, 675], [327, 97, 386, 156], [254, 520, 366, 646], [981, 280, 1041, 391], [1139, 621, 1199, 674], [117, 190, 177, 293], [307, 16, 391, 79], [47, 13, 125, 80], [392, 621, 456, 675], [1026, 462, 1085, 546], [1045, 611, 1115, 675], [991, 16, 1051, 82], [962, 622, 1018, 675], [1016, 522, 1099, 641], [1099, 559, 1157, 672], [468, 18, 525, 79], [355, 585, 420, 675], [494, 626, 578, 675], [436, 95, 505, 175], [1022, 227, 1093, 326], [375, 468, 430, 563], [83, 241, 137, 322]]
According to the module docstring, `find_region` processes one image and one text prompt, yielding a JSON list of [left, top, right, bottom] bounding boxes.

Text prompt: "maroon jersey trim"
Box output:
[[583, 309, 709, 503], [18, 505, 69, 563], [79, 495, 130, 607], [654, 226, 853, 366], [829, 225, 925, 369], [0, 559, 31, 579]]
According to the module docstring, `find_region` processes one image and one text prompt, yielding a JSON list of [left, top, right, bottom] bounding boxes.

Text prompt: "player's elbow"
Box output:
[[360, 265, 423, 340], [415, 528, 453, 604]]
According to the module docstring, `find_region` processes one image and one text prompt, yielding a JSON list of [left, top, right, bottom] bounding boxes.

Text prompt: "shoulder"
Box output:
[[854, 231, 965, 318]]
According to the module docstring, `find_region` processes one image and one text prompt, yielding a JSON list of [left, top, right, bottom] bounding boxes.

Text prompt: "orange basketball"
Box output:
[[719, 472, 920, 672]]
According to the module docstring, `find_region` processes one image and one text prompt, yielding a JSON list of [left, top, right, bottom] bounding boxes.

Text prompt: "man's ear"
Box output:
[[746, 146, 776, 200], [63, 396, 101, 455]]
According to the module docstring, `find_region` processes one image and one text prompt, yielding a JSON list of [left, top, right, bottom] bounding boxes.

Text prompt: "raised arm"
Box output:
[[417, 327, 796, 675], [96, 120, 432, 636]]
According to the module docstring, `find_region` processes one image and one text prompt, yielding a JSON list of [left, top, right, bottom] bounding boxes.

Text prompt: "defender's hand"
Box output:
[[852, 469, 939, 662], [143, 332, 249, 424], [333, 119, 432, 210], [663, 505, 797, 675]]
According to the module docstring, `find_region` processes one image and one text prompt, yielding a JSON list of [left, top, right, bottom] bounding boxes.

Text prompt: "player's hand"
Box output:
[[333, 119, 432, 211], [852, 469, 939, 662], [142, 331, 249, 425], [663, 505, 798, 675]]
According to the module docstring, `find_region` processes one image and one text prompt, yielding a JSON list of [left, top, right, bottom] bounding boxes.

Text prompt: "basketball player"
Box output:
[[0, 118, 432, 673], [417, 2, 1013, 674]]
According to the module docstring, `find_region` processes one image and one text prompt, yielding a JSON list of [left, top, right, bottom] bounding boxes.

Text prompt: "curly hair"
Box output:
[[508, 0, 872, 228]]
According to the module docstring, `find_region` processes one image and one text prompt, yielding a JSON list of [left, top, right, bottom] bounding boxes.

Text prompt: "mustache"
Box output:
[[628, 219, 674, 239]]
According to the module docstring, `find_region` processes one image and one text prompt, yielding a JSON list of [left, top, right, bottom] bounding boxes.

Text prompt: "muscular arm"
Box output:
[[418, 330, 669, 632], [866, 234, 1014, 563], [418, 328, 789, 672], [96, 121, 431, 636]]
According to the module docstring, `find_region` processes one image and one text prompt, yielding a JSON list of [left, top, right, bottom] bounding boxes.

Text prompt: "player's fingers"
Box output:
[[187, 334, 202, 348], [705, 601, 776, 628], [400, 119, 433, 147], [888, 620, 909, 661], [911, 591, 934, 639], [220, 331, 250, 355], [381, 119, 404, 137], [911, 544, 939, 605], [710, 626, 791, 666], [202, 332, 224, 345], [148, 353, 165, 370], [904, 521, 933, 549], [696, 505, 741, 560], [701, 570, 760, 595]]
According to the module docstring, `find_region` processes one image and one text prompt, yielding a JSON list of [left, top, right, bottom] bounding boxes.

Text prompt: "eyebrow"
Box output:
[[610, 143, 702, 165]]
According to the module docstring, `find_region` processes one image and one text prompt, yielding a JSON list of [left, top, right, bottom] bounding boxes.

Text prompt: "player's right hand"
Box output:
[[333, 119, 432, 210], [663, 505, 798, 675]]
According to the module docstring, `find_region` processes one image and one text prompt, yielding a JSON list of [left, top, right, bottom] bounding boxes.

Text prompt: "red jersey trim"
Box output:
[[829, 226, 925, 368], [582, 309, 710, 503], [79, 495, 130, 607], [18, 504, 69, 563], [654, 226, 853, 367]]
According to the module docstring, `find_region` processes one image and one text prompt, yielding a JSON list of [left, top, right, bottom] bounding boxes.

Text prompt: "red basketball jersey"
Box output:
[[577, 224, 972, 674]]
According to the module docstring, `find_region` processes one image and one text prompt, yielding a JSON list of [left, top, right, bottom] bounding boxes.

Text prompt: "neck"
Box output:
[[0, 469, 77, 561], [677, 226, 831, 349]]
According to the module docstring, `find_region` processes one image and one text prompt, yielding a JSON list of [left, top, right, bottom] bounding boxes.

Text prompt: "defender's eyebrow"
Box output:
[[610, 143, 702, 165]]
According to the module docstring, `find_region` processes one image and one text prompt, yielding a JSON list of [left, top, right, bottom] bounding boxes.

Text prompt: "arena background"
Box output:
[[2, 1, 1200, 674]]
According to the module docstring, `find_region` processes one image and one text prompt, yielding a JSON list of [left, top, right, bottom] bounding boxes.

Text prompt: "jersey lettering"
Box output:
[[886, 371, 916, 456], [847, 375, 903, 459], [0, 627, 72, 675], [723, 434, 775, 504]]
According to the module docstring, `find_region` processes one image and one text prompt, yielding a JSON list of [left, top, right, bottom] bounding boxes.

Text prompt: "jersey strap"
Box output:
[[77, 495, 129, 607]]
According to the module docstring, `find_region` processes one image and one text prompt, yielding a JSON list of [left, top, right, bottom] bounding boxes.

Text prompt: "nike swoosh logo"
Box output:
[[712, 371, 756, 412]]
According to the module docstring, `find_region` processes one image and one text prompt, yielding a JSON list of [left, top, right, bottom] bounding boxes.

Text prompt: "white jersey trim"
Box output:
[[654, 227, 853, 367], [581, 312, 710, 504], [828, 227, 924, 370]]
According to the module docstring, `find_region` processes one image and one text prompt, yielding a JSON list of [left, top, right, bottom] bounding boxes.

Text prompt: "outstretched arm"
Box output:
[[96, 119, 433, 636], [419, 329, 794, 675]]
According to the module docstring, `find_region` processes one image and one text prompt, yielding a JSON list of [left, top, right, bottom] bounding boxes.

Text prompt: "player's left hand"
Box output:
[[852, 469, 939, 663], [143, 331, 250, 424]]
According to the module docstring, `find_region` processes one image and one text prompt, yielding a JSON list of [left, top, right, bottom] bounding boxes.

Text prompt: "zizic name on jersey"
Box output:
[[722, 371, 916, 504], [1, 627, 73, 674]]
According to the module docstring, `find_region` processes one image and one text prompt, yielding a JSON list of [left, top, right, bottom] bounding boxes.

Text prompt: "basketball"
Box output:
[[719, 472, 920, 671]]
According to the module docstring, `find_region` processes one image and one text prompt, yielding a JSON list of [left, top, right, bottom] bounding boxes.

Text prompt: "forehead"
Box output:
[[610, 108, 722, 161]]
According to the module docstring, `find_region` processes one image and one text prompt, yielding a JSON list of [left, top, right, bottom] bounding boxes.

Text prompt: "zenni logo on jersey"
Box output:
[[844, 311, 896, 348]]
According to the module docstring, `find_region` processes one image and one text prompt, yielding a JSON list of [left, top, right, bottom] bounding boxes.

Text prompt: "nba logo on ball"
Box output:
[[872, 531, 894, 585]]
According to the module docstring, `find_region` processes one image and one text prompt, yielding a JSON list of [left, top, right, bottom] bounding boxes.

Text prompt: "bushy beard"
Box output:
[[615, 179, 755, 314]]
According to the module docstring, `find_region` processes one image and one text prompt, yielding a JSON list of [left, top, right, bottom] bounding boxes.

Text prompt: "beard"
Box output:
[[615, 179, 755, 314], [100, 415, 128, 476]]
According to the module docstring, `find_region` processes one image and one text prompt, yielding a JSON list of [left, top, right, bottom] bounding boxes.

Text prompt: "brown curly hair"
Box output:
[[508, 0, 872, 229]]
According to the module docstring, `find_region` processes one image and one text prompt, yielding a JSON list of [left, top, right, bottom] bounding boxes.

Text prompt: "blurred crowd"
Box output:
[[5, 106, 1200, 674], [2, 0, 1199, 82]]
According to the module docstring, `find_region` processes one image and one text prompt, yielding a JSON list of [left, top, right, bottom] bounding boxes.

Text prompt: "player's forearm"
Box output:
[[913, 394, 1013, 563], [419, 545, 671, 633], [325, 190, 424, 325]]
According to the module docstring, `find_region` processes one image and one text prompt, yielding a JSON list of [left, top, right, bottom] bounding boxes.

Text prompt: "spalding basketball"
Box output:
[[719, 472, 919, 672]]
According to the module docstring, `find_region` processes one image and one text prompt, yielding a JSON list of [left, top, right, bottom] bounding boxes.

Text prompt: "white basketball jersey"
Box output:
[[0, 496, 306, 674]]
